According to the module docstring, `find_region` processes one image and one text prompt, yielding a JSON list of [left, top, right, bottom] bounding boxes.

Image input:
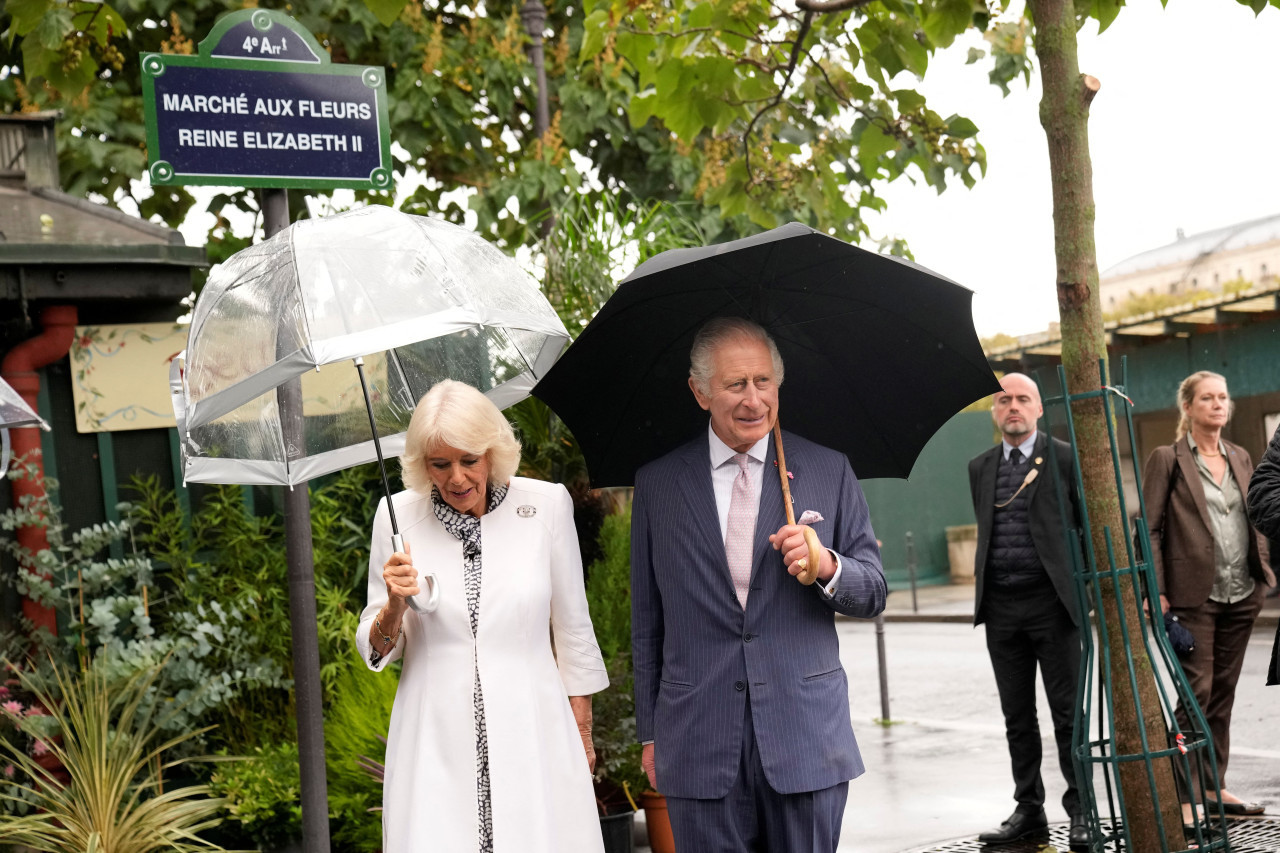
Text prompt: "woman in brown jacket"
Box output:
[[1142, 370, 1276, 818]]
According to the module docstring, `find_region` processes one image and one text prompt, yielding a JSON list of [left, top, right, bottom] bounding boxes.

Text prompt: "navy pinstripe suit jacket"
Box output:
[[631, 428, 887, 798]]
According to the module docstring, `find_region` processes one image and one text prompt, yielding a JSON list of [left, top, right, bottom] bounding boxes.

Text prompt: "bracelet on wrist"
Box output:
[[374, 613, 402, 648]]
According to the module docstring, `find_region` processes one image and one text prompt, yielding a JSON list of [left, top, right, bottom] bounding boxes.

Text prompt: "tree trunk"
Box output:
[[1027, 0, 1183, 849]]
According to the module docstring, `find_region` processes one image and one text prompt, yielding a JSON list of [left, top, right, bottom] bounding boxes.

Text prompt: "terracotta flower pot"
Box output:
[[639, 791, 675, 853]]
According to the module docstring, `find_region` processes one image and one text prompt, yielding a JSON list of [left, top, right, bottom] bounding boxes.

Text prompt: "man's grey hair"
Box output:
[[689, 317, 785, 395]]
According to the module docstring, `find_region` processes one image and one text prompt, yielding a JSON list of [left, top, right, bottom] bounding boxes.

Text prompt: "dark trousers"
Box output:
[[666, 696, 848, 853], [1170, 586, 1263, 799], [982, 582, 1082, 817]]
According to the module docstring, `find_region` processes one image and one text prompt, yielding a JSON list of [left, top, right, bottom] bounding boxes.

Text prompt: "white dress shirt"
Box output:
[[1001, 429, 1038, 461], [705, 424, 843, 596]]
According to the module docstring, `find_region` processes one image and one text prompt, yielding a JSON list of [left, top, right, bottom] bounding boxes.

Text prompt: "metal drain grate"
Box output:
[[901, 817, 1280, 853]]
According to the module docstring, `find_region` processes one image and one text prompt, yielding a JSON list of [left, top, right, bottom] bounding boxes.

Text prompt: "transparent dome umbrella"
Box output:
[[170, 205, 569, 612], [1, 375, 50, 473], [0, 376, 49, 431]]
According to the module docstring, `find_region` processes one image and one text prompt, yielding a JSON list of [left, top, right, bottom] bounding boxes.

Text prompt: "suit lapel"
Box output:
[[1174, 439, 1214, 533], [978, 446, 999, 529], [676, 435, 736, 588]]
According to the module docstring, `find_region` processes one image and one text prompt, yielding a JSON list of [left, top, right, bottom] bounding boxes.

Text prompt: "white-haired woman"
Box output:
[[356, 380, 608, 853], [1142, 370, 1275, 820]]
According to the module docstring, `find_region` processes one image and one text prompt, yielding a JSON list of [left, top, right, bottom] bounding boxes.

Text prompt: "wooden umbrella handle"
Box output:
[[772, 421, 822, 585]]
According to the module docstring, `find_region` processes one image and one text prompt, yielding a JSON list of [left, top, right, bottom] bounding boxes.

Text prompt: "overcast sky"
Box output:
[[864, 1, 1280, 338]]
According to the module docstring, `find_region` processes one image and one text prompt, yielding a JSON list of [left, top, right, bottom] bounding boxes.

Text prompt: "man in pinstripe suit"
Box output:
[[631, 317, 887, 852]]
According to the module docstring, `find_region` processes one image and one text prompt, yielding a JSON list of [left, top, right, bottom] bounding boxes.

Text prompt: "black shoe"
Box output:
[[978, 811, 1049, 844], [1068, 813, 1090, 851]]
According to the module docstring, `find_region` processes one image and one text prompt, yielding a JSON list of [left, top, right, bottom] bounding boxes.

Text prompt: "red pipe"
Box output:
[[2, 305, 78, 636]]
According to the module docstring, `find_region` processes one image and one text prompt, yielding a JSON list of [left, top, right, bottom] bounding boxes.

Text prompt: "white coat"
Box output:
[[356, 477, 608, 853]]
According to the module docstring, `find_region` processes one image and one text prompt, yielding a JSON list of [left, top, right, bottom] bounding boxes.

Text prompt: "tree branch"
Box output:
[[1081, 74, 1100, 107], [795, 0, 879, 12], [742, 10, 814, 188], [619, 24, 780, 46], [735, 56, 784, 74], [805, 50, 850, 107]]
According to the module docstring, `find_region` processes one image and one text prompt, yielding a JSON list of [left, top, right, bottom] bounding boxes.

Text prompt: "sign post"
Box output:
[[143, 12, 394, 853]]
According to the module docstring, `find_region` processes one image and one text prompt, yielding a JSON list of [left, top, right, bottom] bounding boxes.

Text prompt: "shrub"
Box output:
[[0, 659, 231, 853]]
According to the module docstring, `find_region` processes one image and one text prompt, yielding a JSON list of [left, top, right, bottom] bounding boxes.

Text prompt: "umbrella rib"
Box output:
[[286, 225, 319, 367]]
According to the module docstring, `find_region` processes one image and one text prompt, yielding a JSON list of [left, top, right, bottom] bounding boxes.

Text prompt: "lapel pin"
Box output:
[[517, 505, 536, 518]]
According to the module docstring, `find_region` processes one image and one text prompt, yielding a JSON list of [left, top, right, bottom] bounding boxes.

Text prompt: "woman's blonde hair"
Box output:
[[400, 380, 521, 494], [1174, 370, 1231, 441]]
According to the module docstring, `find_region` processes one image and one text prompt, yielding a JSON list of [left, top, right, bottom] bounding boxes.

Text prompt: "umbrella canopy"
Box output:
[[1, 376, 50, 474], [172, 206, 568, 487], [534, 222, 1001, 487], [0, 377, 49, 431]]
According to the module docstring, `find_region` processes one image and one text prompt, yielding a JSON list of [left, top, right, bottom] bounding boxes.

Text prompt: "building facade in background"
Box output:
[[1100, 213, 1280, 310]]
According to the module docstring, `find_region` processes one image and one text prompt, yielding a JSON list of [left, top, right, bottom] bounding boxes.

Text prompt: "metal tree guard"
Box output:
[[1040, 358, 1227, 853]]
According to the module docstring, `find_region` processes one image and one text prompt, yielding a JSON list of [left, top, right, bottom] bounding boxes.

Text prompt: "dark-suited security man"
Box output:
[[968, 372, 1087, 850]]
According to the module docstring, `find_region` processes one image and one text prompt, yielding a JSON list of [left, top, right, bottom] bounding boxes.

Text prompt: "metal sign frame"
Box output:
[[141, 9, 393, 190]]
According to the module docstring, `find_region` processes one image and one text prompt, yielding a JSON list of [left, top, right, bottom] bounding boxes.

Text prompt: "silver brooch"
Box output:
[[517, 505, 536, 518]]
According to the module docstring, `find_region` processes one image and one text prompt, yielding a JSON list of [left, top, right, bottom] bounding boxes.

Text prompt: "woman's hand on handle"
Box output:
[[370, 543, 415, 654], [382, 542, 418, 609]]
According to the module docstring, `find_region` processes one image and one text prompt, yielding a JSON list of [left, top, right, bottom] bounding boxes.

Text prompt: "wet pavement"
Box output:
[[627, 583, 1280, 852]]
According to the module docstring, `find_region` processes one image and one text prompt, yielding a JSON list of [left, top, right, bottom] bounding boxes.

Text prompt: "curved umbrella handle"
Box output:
[[773, 422, 821, 585], [393, 533, 440, 613]]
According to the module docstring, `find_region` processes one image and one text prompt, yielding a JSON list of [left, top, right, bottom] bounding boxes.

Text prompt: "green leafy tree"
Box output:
[[580, 0, 988, 240], [0, 0, 692, 248], [988, 0, 1279, 847], [4, 0, 989, 263]]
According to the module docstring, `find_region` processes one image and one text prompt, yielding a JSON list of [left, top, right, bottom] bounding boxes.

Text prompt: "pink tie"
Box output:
[[725, 452, 756, 609]]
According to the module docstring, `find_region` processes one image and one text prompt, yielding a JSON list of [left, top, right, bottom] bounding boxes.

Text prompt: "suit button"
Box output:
[[734, 681, 745, 691], [743, 633, 753, 643]]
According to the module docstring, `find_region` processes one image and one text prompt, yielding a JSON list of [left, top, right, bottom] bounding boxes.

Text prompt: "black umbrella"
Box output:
[[534, 221, 1001, 490]]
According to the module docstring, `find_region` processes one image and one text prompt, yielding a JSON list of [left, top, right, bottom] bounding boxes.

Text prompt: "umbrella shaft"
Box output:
[[354, 358, 401, 536]]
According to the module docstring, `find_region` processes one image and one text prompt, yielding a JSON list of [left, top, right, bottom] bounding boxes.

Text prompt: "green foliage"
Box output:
[[122, 477, 295, 749], [208, 742, 303, 851], [0, 659, 232, 853], [584, 0, 987, 240], [540, 191, 710, 337], [324, 647, 398, 851], [582, 506, 647, 800], [584, 508, 632, 664]]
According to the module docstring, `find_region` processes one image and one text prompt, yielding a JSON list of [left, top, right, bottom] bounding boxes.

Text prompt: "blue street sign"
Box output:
[[141, 10, 392, 190]]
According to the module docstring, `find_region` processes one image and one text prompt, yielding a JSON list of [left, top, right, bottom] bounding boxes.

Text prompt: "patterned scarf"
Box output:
[[431, 482, 509, 558]]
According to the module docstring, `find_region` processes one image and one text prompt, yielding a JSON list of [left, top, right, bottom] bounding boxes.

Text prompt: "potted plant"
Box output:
[[0, 658, 234, 853]]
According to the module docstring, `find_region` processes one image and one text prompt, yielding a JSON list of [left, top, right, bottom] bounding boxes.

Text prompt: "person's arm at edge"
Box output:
[[547, 484, 610, 772], [1247, 428, 1280, 540]]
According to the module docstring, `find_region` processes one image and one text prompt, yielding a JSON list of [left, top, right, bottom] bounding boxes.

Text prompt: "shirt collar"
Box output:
[[1187, 434, 1224, 456], [1001, 430, 1038, 461], [708, 422, 771, 468]]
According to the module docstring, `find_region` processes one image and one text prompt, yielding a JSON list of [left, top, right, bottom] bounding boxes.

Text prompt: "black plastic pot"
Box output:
[[599, 810, 635, 853]]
